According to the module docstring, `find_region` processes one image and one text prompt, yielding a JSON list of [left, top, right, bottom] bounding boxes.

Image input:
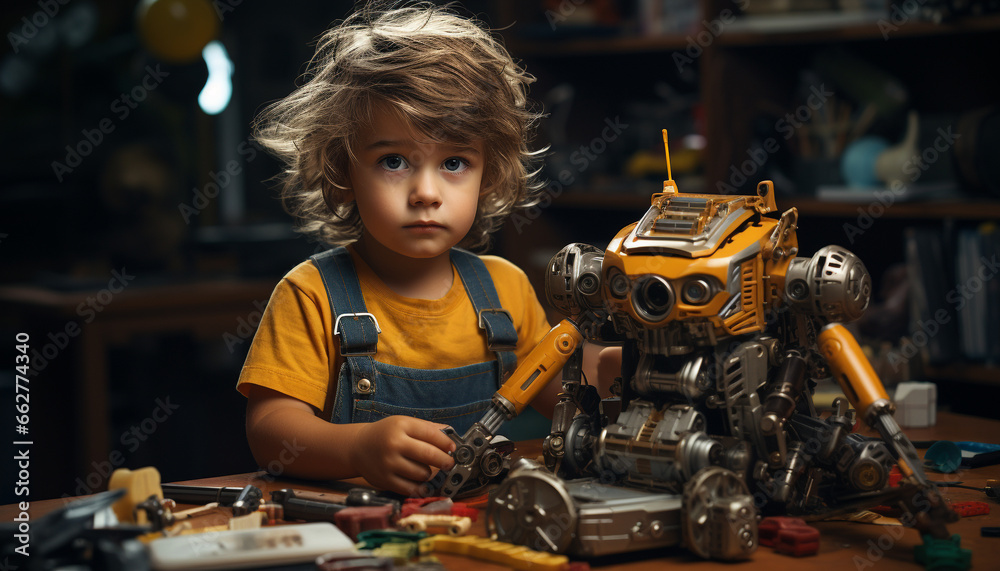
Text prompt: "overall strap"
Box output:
[[310, 247, 381, 422], [450, 248, 518, 382]]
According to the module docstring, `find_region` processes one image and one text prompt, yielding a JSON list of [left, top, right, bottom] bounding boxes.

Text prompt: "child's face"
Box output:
[[348, 105, 484, 260]]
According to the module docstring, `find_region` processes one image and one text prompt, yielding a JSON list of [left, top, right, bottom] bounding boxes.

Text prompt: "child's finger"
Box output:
[[390, 455, 435, 485], [403, 437, 455, 471], [405, 420, 458, 454]]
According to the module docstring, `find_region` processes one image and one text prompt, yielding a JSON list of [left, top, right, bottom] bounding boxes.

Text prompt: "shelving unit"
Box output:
[[550, 192, 1000, 219], [488, 2, 1000, 394]]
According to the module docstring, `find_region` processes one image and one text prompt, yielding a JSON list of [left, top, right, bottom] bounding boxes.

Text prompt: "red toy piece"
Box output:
[[759, 516, 820, 556], [333, 505, 394, 542], [403, 497, 445, 507], [775, 526, 821, 557], [450, 503, 478, 521], [758, 517, 808, 547], [888, 465, 903, 487], [950, 501, 990, 518]]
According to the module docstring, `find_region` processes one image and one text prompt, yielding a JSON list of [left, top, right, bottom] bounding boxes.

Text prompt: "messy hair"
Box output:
[[254, 1, 544, 251]]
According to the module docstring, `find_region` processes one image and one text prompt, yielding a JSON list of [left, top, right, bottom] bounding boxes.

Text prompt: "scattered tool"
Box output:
[[346, 487, 402, 514], [269, 488, 350, 522], [161, 483, 264, 515]]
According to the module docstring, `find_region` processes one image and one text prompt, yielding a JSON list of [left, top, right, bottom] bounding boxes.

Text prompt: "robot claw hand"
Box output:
[[422, 320, 583, 499]]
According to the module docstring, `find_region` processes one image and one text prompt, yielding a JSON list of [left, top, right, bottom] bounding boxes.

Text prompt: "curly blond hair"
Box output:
[[254, 2, 544, 251]]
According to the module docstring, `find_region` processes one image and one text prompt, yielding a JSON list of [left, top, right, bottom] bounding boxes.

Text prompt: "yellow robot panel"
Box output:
[[601, 191, 782, 338]]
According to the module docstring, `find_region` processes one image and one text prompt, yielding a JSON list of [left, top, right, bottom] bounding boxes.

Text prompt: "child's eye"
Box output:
[[379, 155, 407, 171], [442, 157, 469, 173]]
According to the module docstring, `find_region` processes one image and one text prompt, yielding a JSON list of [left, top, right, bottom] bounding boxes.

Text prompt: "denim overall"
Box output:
[[311, 247, 519, 436]]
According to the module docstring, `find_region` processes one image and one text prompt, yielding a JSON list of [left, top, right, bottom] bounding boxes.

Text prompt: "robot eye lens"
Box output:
[[632, 276, 674, 322], [609, 272, 629, 298], [787, 279, 809, 301], [682, 279, 712, 304], [647, 284, 671, 308], [578, 273, 599, 295]]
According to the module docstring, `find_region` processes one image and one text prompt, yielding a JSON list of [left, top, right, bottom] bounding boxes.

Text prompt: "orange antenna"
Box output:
[[662, 129, 673, 182]]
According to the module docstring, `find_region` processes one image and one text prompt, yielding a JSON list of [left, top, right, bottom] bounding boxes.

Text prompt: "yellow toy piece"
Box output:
[[397, 514, 471, 536], [108, 466, 163, 525], [421, 535, 570, 571]]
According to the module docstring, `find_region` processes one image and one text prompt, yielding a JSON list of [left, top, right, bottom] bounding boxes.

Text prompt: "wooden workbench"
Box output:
[[3, 411, 999, 570]]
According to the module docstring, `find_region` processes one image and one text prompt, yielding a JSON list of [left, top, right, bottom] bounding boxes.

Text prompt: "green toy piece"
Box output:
[[914, 534, 971, 571], [356, 529, 428, 550]]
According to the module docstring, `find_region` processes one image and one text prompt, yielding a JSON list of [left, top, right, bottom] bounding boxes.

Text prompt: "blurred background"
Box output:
[[2, 0, 998, 503]]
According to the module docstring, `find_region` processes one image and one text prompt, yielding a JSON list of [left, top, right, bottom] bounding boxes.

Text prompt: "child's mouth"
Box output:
[[406, 221, 446, 232]]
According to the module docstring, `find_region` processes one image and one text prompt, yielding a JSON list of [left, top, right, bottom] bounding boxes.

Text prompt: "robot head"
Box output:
[[546, 180, 872, 353], [546, 242, 605, 321]]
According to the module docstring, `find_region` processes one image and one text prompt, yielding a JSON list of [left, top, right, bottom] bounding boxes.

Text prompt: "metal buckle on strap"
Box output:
[[477, 308, 513, 330], [334, 312, 383, 336], [334, 313, 382, 356], [477, 309, 517, 351]]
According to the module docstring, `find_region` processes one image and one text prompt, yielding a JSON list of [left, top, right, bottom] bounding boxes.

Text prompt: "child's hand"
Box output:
[[350, 416, 456, 496]]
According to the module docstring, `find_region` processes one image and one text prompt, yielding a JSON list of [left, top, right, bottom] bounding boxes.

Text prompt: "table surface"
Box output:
[[4, 411, 999, 570]]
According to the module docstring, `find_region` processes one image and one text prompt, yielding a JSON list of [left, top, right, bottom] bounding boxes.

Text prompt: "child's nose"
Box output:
[[409, 169, 442, 206]]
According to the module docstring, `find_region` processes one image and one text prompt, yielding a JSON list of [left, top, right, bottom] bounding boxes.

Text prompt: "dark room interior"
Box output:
[[1, 0, 999, 547]]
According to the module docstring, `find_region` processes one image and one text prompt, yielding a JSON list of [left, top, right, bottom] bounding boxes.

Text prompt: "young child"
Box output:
[[237, 2, 560, 497]]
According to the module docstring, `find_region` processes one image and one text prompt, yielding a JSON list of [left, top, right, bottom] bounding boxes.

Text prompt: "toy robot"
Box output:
[[428, 132, 966, 567]]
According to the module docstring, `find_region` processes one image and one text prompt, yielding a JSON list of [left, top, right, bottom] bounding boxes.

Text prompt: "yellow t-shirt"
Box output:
[[236, 247, 551, 418]]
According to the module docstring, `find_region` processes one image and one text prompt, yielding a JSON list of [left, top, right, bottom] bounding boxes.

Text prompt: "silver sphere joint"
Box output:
[[784, 245, 872, 323]]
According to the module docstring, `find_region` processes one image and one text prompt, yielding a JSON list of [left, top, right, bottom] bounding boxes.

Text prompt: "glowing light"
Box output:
[[198, 40, 232, 115]]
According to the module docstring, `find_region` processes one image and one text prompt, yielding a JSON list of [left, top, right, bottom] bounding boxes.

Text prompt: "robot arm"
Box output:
[[818, 322, 958, 538], [777, 247, 957, 538], [490, 320, 584, 426], [818, 323, 923, 485], [426, 320, 583, 498]]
